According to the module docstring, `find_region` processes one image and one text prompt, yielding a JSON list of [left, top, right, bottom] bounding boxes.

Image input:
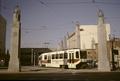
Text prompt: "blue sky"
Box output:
[[1, 0, 120, 50]]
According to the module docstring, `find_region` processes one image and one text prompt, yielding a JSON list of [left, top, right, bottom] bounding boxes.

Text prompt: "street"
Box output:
[[0, 66, 120, 80]]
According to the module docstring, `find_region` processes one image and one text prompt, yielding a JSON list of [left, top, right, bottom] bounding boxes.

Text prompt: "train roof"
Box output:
[[40, 48, 81, 55]]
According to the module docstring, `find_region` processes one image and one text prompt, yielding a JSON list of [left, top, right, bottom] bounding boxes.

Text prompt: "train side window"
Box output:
[[64, 52, 67, 59], [44, 55, 47, 59], [56, 54, 58, 59], [54, 54, 56, 59], [52, 54, 54, 59], [58, 54, 60, 59], [60, 54, 63, 59], [76, 51, 79, 58]]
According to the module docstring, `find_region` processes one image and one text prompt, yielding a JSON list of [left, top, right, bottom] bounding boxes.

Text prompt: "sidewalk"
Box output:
[[0, 66, 38, 73]]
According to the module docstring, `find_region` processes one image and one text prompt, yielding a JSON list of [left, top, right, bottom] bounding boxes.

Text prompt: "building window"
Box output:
[[88, 52, 90, 54], [80, 51, 87, 59]]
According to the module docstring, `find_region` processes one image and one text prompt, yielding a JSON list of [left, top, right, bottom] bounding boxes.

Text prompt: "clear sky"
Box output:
[[1, 0, 120, 50]]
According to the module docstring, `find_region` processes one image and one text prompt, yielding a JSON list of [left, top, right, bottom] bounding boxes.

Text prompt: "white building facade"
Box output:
[[67, 24, 110, 50]]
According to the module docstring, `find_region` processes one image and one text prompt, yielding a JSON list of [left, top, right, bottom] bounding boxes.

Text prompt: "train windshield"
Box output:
[[39, 56, 42, 60], [76, 51, 79, 58]]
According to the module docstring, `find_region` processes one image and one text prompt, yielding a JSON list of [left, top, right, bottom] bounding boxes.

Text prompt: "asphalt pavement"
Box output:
[[0, 66, 120, 81]]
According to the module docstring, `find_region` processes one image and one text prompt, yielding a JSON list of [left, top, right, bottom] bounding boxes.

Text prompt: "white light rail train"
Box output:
[[38, 48, 88, 69]]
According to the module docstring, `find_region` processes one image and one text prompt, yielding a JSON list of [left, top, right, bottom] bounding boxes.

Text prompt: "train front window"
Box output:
[[80, 51, 87, 59], [39, 56, 42, 60], [76, 51, 79, 58]]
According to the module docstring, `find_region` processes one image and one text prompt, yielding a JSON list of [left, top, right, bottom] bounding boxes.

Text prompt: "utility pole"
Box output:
[[34, 52, 36, 66], [31, 48, 34, 65]]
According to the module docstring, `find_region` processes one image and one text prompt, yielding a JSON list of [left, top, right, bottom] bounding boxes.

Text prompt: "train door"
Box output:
[[64, 52, 68, 65], [69, 51, 74, 68], [48, 55, 51, 63], [69, 53, 74, 63]]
